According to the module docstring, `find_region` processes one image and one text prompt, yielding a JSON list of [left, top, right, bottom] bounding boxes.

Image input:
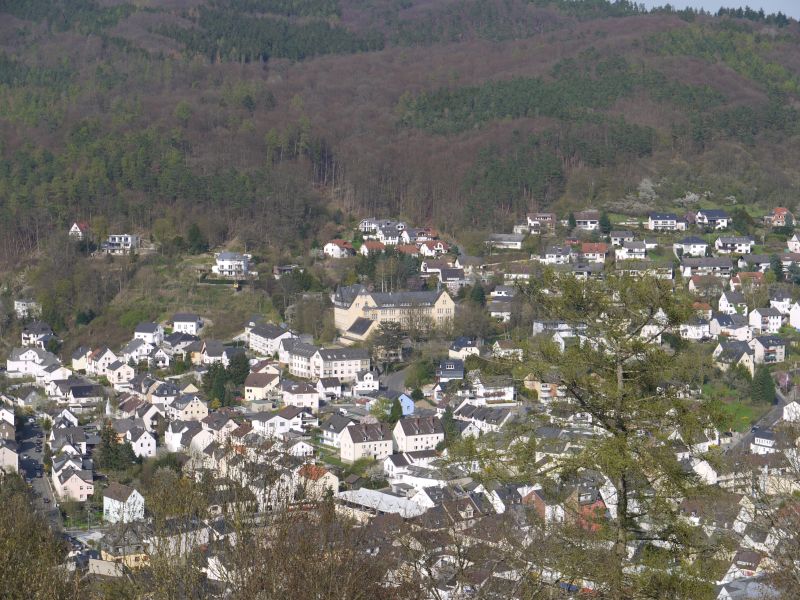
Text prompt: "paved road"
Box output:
[[18, 420, 61, 529], [381, 365, 411, 394], [725, 388, 790, 455]]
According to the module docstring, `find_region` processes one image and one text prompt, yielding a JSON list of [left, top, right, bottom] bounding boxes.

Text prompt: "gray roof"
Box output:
[[322, 414, 354, 434], [251, 323, 290, 340], [135, 322, 160, 334], [398, 416, 443, 436], [172, 313, 201, 323], [345, 423, 392, 443], [717, 236, 753, 244], [347, 317, 375, 336], [318, 347, 369, 361], [284, 340, 318, 358], [217, 251, 246, 261], [370, 290, 444, 308]]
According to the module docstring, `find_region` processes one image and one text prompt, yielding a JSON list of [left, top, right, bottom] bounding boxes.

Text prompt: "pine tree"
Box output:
[[751, 366, 775, 404], [389, 398, 403, 424], [599, 211, 612, 235], [568, 212, 576, 229], [469, 283, 486, 306], [226, 352, 250, 386]]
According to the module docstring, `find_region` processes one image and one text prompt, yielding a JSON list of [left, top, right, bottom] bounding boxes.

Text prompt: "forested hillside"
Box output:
[[0, 0, 798, 259]]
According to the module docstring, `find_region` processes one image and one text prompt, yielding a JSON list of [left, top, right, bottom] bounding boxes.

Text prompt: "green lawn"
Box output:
[[718, 400, 771, 433]]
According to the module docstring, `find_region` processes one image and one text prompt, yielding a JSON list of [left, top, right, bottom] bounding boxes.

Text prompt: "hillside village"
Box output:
[[4, 204, 800, 597]]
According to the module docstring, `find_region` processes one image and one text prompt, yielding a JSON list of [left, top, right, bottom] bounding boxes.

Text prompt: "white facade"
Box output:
[[212, 252, 251, 278], [103, 487, 145, 524]]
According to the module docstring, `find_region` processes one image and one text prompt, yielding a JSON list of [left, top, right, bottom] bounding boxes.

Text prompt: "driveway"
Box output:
[[381, 365, 411, 394]]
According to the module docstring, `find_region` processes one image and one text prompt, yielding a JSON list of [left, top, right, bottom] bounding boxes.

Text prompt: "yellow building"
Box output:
[[333, 285, 455, 340]]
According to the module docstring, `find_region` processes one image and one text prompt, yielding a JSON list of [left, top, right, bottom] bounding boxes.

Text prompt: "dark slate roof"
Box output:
[[135, 322, 160, 334], [250, 323, 288, 339], [347, 317, 375, 336], [322, 414, 354, 434], [370, 290, 444, 308], [318, 347, 369, 361], [398, 417, 444, 436], [172, 313, 201, 323]]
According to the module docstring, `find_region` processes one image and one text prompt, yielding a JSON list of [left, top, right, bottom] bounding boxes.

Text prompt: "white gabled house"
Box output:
[[340, 423, 393, 463], [748, 308, 782, 335], [673, 236, 708, 258], [134, 322, 164, 346], [103, 483, 145, 523], [393, 417, 444, 453], [248, 323, 296, 357], [718, 291, 748, 316], [749, 336, 786, 365], [715, 236, 753, 255], [172, 313, 203, 335]]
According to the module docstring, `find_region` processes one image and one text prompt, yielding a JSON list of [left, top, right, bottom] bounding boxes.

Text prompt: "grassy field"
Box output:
[[718, 400, 771, 433], [64, 254, 281, 353]]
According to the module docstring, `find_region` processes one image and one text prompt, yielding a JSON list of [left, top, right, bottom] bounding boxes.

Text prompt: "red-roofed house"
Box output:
[[580, 242, 608, 263], [418, 240, 450, 258], [297, 464, 339, 499], [360, 240, 385, 257], [69, 221, 91, 240]]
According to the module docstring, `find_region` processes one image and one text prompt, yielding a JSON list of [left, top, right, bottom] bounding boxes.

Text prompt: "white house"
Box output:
[[103, 483, 145, 524], [172, 313, 203, 335], [615, 241, 646, 261], [542, 246, 571, 265], [352, 370, 379, 395], [647, 212, 682, 231], [13, 299, 41, 319], [323, 240, 355, 259], [248, 323, 296, 357], [6, 347, 60, 378], [788, 234, 800, 254], [574, 210, 600, 231], [719, 291, 747, 316], [418, 240, 450, 257], [103, 234, 139, 254], [134, 322, 164, 346], [696, 209, 729, 230], [320, 414, 355, 449], [789, 302, 800, 330], [250, 406, 316, 439], [750, 429, 777, 455], [609, 231, 635, 246], [748, 308, 782, 335], [769, 290, 793, 315], [281, 381, 320, 413], [0, 439, 18, 474], [783, 401, 800, 423], [393, 417, 444, 453], [749, 336, 785, 365], [212, 252, 251, 278], [126, 427, 156, 458], [69, 221, 90, 240], [709, 314, 751, 342], [715, 236, 754, 255], [673, 236, 708, 258], [340, 423, 393, 463], [678, 317, 711, 341]]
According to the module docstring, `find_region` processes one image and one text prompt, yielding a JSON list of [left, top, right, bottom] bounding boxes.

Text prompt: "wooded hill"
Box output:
[[0, 0, 799, 265]]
